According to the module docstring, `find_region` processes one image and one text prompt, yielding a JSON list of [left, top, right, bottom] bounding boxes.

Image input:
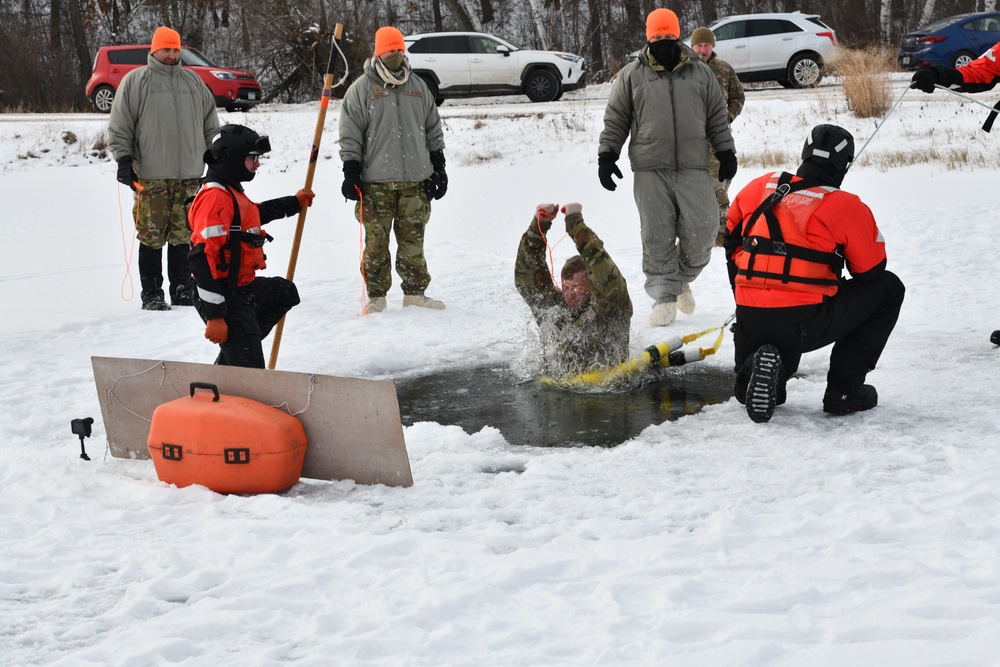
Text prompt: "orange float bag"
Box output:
[[147, 382, 308, 494]]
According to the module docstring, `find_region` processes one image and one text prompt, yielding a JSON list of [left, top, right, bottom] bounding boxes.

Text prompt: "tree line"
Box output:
[[0, 0, 996, 112]]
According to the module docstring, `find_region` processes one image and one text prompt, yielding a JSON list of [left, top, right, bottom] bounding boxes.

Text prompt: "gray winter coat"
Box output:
[[108, 54, 219, 179], [338, 58, 445, 183], [599, 45, 735, 172]]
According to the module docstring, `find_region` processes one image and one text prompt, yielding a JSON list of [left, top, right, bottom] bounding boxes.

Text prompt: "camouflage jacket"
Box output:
[[515, 213, 633, 375], [704, 52, 745, 123]]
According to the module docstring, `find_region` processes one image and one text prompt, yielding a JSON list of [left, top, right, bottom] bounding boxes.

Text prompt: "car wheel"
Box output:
[[524, 69, 560, 102], [92, 85, 115, 113], [787, 53, 822, 88], [950, 50, 976, 69]]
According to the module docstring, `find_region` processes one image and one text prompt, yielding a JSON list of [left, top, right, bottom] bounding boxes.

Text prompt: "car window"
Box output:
[[806, 17, 833, 31], [411, 35, 469, 54], [747, 19, 803, 37], [108, 49, 148, 65], [180, 48, 216, 67], [916, 15, 973, 33], [713, 20, 746, 41], [963, 16, 1000, 32], [469, 35, 503, 54]]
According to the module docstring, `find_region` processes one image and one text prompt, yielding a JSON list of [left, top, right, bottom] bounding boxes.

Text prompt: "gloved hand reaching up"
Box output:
[[205, 318, 228, 344], [534, 203, 558, 233], [562, 202, 583, 232]]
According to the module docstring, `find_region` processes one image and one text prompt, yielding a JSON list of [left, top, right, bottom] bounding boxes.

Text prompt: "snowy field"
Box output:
[[2, 76, 1000, 665]]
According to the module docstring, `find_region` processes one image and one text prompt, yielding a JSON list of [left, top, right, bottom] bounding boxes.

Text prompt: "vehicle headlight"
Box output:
[[554, 53, 582, 63], [210, 70, 236, 80]]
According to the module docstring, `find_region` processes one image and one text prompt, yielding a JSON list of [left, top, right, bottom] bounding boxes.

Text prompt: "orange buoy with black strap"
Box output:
[[147, 382, 308, 494]]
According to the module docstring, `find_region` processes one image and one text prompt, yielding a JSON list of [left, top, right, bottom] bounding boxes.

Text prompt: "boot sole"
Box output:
[[746, 345, 781, 423]]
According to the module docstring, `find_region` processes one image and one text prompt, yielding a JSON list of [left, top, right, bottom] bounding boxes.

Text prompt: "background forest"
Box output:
[[2, 0, 999, 112]]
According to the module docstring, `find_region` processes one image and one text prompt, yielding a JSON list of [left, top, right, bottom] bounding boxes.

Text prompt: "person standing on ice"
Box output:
[[690, 26, 745, 248], [515, 203, 633, 375], [910, 44, 1000, 346], [108, 26, 220, 311], [188, 124, 315, 368], [724, 124, 905, 423], [338, 25, 448, 314], [598, 8, 736, 327]]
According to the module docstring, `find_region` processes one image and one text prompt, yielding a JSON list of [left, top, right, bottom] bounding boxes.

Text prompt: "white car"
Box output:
[[404, 32, 586, 104], [628, 12, 838, 88]]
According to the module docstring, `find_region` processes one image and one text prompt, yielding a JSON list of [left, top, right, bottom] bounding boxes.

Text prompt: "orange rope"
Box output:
[[117, 183, 140, 301], [535, 215, 568, 289], [356, 186, 368, 315]]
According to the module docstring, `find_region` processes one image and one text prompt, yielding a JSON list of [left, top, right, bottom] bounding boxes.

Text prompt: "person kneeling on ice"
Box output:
[[188, 124, 315, 368], [515, 203, 633, 376], [723, 125, 905, 423]]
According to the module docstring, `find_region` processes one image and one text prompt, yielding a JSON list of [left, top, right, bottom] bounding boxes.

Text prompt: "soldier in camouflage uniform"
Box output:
[[515, 203, 633, 376], [691, 26, 746, 247], [339, 26, 448, 314], [109, 26, 219, 310]]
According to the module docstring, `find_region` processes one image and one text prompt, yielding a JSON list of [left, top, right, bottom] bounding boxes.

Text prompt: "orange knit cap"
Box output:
[[374, 27, 406, 57], [646, 8, 680, 41], [150, 26, 181, 53]]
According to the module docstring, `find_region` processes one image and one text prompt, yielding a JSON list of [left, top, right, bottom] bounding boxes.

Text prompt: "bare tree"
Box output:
[[526, 0, 550, 48], [880, 0, 892, 47]]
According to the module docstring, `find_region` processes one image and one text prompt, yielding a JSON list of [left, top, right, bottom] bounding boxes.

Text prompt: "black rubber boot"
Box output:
[[823, 385, 878, 415], [138, 244, 169, 311], [746, 344, 782, 423], [167, 243, 193, 306]]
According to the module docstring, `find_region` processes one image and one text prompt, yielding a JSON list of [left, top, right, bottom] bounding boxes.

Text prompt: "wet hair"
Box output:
[[561, 255, 586, 282]]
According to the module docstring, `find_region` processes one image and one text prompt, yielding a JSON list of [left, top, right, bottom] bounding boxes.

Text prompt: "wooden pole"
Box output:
[[268, 23, 345, 370]]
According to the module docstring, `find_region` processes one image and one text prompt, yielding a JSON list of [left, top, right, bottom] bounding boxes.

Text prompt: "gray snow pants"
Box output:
[[633, 168, 719, 304]]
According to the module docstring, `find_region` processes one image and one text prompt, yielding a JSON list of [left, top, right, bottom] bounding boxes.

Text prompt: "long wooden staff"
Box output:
[[268, 23, 346, 370]]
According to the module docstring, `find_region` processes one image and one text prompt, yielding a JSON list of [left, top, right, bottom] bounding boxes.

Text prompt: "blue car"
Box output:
[[898, 12, 1000, 70]]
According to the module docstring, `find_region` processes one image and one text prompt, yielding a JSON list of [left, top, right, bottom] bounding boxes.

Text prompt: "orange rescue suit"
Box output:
[[726, 172, 887, 308], [188, 182, 267, 288]]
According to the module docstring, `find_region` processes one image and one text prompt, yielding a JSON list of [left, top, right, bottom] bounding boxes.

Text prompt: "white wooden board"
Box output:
[[91, 356, 412, 487]]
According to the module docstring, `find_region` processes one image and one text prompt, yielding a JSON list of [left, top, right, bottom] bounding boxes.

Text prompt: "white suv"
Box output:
[[629, 12, 838, 87], [404, 32, 586, 104], [706, 12, 838, 87]]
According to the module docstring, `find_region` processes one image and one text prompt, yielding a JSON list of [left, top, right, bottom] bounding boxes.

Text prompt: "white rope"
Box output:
[[853, 84, 911, 163]]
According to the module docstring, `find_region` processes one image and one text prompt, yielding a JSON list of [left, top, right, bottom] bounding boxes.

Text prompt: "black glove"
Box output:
[[116, 156, 137, 191], [910, 65, 964, 93], [341, 161, 363, 201], [423, 151, 448, 200], [716, 150, 738, 182], [598, 152, 623, 191]]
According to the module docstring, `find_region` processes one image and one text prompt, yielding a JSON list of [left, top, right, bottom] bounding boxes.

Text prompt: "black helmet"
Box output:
[[801, 124, 854, 175], [208, 124, 271, 163]]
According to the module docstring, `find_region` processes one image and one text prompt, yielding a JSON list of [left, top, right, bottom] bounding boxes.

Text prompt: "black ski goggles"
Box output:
[[248, 136, 271, 156]]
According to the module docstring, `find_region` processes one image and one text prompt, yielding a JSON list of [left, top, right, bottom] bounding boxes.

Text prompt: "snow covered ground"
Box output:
[[2, 77, 1000, 665]]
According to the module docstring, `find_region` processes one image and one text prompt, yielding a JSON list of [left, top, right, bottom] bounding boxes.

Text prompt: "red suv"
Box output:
[[85, 45, 263, 113]]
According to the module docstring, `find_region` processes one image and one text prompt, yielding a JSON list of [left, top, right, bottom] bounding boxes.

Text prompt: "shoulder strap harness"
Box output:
[[736, 172, 844, 286]]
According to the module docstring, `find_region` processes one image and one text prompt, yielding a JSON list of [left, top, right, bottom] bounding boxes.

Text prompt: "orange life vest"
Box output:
[[188, 182, 269, 288], [732, 172, 844, 304]]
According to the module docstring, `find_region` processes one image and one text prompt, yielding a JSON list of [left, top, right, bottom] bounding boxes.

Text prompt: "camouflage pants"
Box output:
[[355, 181, 433, 297], [133, 178, 200, 248], [708, 153, 732, 236]]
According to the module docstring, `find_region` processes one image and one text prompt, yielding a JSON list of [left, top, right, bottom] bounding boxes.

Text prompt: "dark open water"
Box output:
[[395, 363, 734, 447]]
